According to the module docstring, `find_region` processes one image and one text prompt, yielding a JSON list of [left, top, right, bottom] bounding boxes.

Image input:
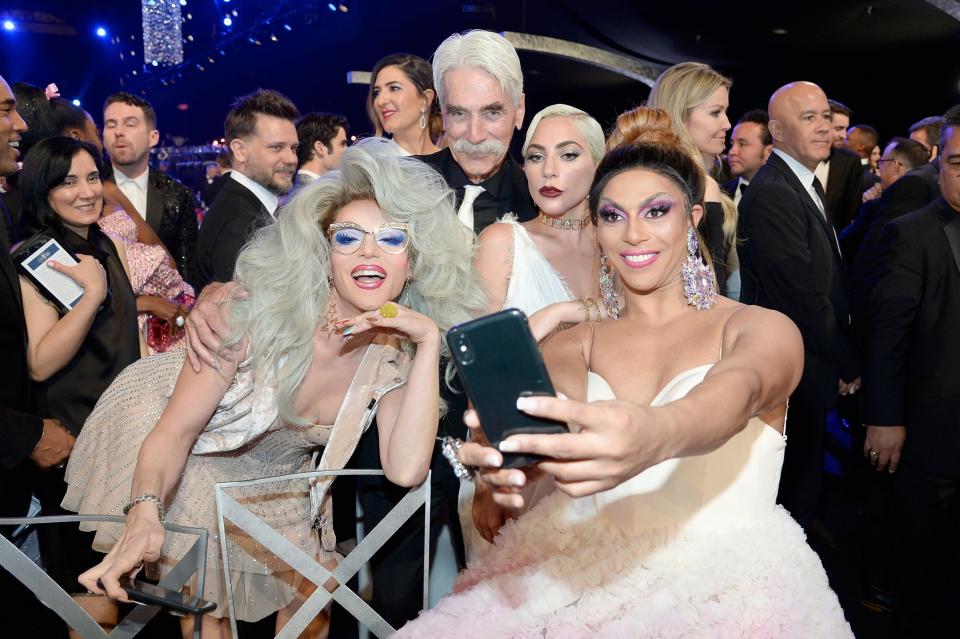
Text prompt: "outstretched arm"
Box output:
[[79, 352, 240, 602], [460, 307, 803, 505]]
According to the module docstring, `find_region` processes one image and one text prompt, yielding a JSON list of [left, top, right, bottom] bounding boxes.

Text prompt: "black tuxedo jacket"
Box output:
[[861, 197, 960, 476], [738, 152, 859, 410], [194, 175, 272, 292], [721, 177, 739, 198], [842, 162, 940, 264], [146, 170, 199, 286], [0, 235, 42, 527], [846, 162, 941, 334], [416, 148, 536, 234], [824, 147, 864, 231]]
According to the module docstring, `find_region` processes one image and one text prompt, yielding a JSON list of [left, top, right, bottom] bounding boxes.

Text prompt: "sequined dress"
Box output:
[[98, 210, 195, 354], [62, 335, 411, 621]]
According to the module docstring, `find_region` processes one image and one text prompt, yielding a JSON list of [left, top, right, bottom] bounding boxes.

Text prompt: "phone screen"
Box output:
[[18, 237, 84, 310]]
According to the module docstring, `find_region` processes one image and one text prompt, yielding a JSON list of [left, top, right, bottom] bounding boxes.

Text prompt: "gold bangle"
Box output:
[[578, 299, 589, 323], [585, 298, 599, 322]]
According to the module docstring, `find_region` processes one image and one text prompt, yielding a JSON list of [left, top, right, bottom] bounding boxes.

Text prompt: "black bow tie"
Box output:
[[739, 181, 748, 194]]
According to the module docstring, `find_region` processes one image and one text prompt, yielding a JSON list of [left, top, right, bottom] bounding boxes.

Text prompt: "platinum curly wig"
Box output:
[[230, 138, 487, 425]]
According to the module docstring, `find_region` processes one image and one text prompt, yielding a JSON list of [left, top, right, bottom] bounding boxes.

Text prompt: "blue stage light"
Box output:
[[328, 3, 337, 11], [223, 16, 232, 26], [96, 27, 107, 37], [72, 99, 81, 106], [2, 20, 15, 31]]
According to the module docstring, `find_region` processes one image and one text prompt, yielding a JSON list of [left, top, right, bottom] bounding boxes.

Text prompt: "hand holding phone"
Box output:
[[447, 309, 568, 468], [110, 576, 217, 615]]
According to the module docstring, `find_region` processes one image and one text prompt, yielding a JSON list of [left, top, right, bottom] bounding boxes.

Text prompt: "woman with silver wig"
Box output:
[[62, 139, 487, 638]]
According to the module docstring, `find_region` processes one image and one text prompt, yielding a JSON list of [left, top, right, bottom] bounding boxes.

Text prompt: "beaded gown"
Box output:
[[62, 334, 411, 621]]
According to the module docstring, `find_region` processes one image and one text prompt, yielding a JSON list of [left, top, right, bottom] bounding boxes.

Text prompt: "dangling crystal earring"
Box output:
[[598, 248, 619, 320], [680, 227, 717, 310], [418, 111, 427, 130]]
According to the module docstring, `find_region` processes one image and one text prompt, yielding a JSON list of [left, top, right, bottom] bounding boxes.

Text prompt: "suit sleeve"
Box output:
[[208, 213, 253, 284], [0, 407, 43, 469], [834, 162, 864, 230], [176, 188, 199, 287], [860, 221, 921, 425], [741, 182, 860, 380], [838, 200, 874, 262]]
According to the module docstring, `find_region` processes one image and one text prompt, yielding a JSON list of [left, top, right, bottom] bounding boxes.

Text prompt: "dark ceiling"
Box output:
[[2, 0, 958, 146]]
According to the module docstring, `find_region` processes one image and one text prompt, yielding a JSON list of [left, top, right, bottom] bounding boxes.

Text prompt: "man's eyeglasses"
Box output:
[[327, 222, 410, 255]]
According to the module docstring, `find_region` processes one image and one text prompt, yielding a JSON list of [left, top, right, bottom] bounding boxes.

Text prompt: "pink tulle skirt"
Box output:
[[396, 491, 853, 638]]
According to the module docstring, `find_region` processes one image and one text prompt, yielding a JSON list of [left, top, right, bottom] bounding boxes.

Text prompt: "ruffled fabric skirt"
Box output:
[[62, 351, 324, 621], [397, 491, 853, 638]]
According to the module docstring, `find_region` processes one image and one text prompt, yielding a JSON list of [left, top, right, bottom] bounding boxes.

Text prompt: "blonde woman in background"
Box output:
[[647, 62, 740, 298]]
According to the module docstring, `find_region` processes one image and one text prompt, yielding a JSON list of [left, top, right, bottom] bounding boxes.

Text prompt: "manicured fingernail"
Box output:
[[557, 392, 568, 400], [341, 326, 356, 336], [510, 473, 525, 486], [499, 440, 518, 452], [484, 454, 501, 467], [516, 397, 535, 411]]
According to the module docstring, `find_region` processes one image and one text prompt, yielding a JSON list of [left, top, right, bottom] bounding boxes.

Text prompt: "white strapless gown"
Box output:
[[401, 366, 853, 638]]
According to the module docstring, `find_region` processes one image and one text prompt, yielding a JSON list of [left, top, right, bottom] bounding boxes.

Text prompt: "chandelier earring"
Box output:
[[598, 248, 620, 320], [680, 227, 717, 310], [419, 111, 427, 130]]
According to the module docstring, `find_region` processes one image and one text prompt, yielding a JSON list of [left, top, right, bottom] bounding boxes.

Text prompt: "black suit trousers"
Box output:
[[892, 463, 959, 637], [777, 392, 825, 530]]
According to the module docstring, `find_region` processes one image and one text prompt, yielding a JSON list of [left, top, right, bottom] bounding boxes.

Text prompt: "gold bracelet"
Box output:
[[585, 298, 599, 322], [578, 299, 590, 323]]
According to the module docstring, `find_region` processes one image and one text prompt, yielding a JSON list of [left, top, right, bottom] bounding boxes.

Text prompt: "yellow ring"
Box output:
[[379, 302, 399, 318]]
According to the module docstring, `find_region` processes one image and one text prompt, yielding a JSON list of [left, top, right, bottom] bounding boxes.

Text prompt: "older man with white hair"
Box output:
[[418, 29, 536, 232], [328, 30, 536, 635]]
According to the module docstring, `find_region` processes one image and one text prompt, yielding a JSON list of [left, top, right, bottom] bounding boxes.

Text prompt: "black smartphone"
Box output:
[[112, 577, 217, 615], [446, 308, 568, 468]]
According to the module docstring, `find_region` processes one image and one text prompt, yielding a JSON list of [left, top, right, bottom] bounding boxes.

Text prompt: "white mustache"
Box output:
[[451, 139, 505, 156]]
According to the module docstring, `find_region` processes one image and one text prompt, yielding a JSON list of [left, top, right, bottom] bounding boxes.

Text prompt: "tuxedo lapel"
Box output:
[[768, 153, 842, 261], [145, 176, 164, 233], [942, 210, 960, 277]]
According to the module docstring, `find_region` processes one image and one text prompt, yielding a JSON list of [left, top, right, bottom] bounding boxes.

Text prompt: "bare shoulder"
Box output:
[[704, 175, 722, 202], [722, 302, 802, 352], [542, 322, 592, 364], [477, 221, 515, 249]]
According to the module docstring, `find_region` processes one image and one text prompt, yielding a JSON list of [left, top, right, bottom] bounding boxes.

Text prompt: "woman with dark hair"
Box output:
[[366, 53, 442, 156], [13, 85, 192, 352], [398, 111, 852, 637], [17, 137, 142, 619]]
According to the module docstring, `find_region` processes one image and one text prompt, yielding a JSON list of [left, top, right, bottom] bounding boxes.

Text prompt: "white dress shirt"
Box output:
[[814, 159, 830, 194], [114, 166, 149, 218], [732, 176, 750, 208], [230, 170, 279, 218], [773, 149, 826, 219]]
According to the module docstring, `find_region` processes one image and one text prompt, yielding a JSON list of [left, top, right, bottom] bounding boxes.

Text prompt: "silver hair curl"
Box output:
[[229, 138, 488, 426]]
